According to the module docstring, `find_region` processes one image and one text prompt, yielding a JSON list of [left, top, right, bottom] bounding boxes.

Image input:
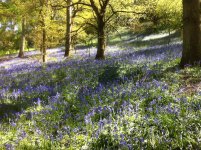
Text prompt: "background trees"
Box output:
[[0, 0, 185, 62], [1, 1, 201, 149], [0, 0, 19, 53], [73, 0, 138, 59]]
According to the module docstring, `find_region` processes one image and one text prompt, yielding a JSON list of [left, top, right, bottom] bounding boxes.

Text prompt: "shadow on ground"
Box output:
[[0, 102, 25, 121], [109, 30, 181, 48], [0, 30, 183, 123]]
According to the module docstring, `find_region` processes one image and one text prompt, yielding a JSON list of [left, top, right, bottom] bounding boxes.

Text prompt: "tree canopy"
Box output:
[[0, 0, 182, 60]]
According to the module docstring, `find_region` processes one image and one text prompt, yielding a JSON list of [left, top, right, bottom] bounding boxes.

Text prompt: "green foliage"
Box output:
[[0, 0, 182, 54], [1, 1, 199, 149], [98, 64, 121, 84], [90, 133, 119, 150], [125, 0, 182, 33], [1, 55, 201, 149]]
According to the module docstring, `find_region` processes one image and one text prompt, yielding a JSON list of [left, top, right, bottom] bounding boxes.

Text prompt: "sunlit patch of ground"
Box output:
[[142, 31, 176, 41]]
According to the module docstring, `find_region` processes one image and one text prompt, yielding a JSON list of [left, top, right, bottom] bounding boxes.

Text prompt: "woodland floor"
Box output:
[[0, 30, 200, 150]]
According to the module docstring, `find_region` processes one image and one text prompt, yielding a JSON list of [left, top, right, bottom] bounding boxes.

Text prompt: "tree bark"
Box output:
[[64, 0, 72, 57], [42, 27, 47, 62], [180, 0, 201, 67], [18, 17, 26, 58], [95, 17, 106, 59]]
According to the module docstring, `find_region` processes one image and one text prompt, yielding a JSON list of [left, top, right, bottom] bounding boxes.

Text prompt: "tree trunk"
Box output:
[[180, 0, 201, 67], [64, 0, 72, 57], [18, 17, 26, 58], [42, 27, 47, 62], [96, 18, 106, 60]]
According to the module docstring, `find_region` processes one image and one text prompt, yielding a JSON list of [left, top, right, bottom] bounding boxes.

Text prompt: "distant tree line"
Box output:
[[2, 0, 200, 67]]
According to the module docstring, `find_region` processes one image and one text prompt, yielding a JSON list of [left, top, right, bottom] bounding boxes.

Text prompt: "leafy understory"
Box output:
[[0, 32, 200, 150]]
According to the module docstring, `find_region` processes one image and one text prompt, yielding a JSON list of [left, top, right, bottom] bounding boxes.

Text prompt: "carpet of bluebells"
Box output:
[[0, 32, 201, 150]]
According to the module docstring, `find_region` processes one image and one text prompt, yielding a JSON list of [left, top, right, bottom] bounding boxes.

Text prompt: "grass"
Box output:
[[0, 30, 200, 150], [0, 48, 36, 57], [108, 29, 182, 50]]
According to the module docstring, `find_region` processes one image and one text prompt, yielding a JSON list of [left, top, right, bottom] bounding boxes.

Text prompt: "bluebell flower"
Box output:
[[10, 122, 16, 127], [4, 143, 13, 150], [37, 98, 41, 106]]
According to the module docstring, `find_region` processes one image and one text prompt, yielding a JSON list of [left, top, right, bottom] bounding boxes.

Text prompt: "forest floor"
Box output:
[[0, 30, 201, 150], [0, 30, 181, 68]]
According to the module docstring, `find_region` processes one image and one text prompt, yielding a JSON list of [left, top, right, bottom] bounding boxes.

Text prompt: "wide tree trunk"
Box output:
[[64, 0, 72, 57], [18, 17, 26, 58], [96, 18, 106, 60], [180, 0, 201, 67]]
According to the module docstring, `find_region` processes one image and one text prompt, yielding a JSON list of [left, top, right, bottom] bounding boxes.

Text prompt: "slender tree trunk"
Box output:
[[96, 18, 106, 60], [41, 14, 47, 63], [42, 27, 47, 62], [39, 0, 48, 63], [64, 0, 72, 57], [180, 0, 201, 67], [18, 17, 26, 58]]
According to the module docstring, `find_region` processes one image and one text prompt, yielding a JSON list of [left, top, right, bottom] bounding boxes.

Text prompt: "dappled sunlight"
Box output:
[[0, 34, 200, 149], [142, 31, 177, 41], [1, 0, 201, 149]]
